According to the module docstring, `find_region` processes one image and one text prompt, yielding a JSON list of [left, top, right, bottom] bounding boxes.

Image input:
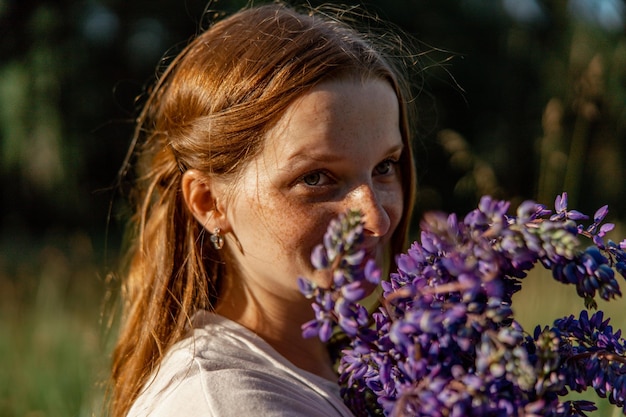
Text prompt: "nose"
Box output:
[[346, 184, 391, 237]]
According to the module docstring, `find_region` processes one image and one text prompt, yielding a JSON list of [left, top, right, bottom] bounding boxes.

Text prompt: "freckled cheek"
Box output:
[[283, 212, 336, 255], [260, 198, 334, 260]]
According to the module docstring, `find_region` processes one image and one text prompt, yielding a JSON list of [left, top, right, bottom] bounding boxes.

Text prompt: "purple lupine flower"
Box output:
[[593, 205, 609, 224], [551, 192, 589, 222], [555, 192, 567, 212], [299, 195, 626, 416], [310, 244, 329, 269], [297, 276, 315, 298]]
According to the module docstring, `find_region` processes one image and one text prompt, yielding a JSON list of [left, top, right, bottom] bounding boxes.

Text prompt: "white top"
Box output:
[[127, 311, 354, 417]]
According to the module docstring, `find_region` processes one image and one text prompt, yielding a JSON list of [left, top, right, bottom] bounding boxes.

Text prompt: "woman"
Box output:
[[111, 3, 418, 416]]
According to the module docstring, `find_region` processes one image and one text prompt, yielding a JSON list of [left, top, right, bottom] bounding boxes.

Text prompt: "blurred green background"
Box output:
[[1, 0, 625, 416]]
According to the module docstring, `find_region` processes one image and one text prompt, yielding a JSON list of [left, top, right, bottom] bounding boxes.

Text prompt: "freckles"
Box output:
[[278, 204, 335, 260], [256, 194, 308, 252]]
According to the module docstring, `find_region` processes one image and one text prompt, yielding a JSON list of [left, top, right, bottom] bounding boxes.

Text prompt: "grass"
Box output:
[[1, 228, 625, 416], [0, 231, 114, 417]]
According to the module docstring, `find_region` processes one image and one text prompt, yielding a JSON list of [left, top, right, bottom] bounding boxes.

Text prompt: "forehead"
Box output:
[[263, 78, 400, 155]]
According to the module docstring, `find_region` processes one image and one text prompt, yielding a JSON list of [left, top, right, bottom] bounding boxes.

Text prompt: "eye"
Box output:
[[374, 158, 399, 176], [300, 171, 332, 186]]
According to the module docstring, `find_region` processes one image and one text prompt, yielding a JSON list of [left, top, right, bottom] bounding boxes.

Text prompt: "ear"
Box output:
[[181, 169, 230, 233]]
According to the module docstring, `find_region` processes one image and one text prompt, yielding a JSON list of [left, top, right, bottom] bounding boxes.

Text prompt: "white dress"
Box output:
[[127, 311, 355, 416]]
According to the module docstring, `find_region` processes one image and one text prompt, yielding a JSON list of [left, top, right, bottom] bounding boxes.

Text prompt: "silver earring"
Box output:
[[210, 227, 224, 250]]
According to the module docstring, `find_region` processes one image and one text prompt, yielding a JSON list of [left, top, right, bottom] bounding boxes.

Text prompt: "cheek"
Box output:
[[280, 208, 337, 253], [383, 184, 405, 230], [251, 194, 335, 258]]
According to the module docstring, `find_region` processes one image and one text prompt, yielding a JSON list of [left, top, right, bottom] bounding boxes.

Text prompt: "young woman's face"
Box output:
[[221, 78, 405, 307]]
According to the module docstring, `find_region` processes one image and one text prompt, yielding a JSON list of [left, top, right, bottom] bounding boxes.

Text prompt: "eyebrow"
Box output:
[[286, 151, 342, 165], [285, 143, 404, 164]]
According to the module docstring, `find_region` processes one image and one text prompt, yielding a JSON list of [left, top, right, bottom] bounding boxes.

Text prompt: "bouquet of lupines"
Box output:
[[298, 193, 626, 416]]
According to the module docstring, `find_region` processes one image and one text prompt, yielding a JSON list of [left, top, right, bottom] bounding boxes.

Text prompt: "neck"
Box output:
[[216, 285, 338, 381]]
